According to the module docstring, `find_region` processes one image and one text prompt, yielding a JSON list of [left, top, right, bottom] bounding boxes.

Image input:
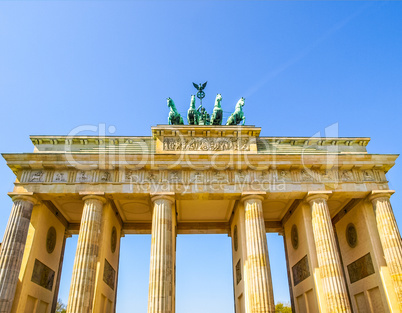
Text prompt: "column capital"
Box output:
[[8, 192, 38, 205], [151, 192, 175, 204], [64, 230, 73, 239], [241, 192, 265, 203], [82, 195, 107, 204], [305, 191, 332, 204], [368, 190, 395, 202]]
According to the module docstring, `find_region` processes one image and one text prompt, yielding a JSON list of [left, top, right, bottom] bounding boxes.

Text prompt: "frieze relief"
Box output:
[[77, 171, 94, 183], [53, 171, 68, 182], [20, 168, 387, 185], [29, 170, 45, 183], [163, 137, 250, 151]]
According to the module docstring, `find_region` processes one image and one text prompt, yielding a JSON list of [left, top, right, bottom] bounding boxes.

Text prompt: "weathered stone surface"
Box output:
[[148, 195, 176, 313], [370, 191, 402, 310], [307, 192, 352, 313], [243, 195, 275, 313], [0, 196, 35, 313], [66, 195, 105, 313]]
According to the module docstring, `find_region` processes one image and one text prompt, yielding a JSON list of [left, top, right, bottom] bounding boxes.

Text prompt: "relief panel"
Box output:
[[163, 137, 250, 151], [31, 259, 55, 291], [292, 255, 310, 286], [53, 171, 68, 182], [103, 259, 116, 290], [347, 253, 375, 284]]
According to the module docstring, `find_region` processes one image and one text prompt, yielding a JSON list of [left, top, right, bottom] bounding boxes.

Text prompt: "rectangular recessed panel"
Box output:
[[296, 294, 307, 313], [31, 259, 55, 291], [355, 292, 368, 313], [24, 296, 37, 313], [306, 289, 316, 312], [103, 259, 116, 290], [347, 253, 375, 284], [367, 287, 385, 313], [178, 200, 231, 222], [37, 301, 49, 313], [292, 255, 310, 286]]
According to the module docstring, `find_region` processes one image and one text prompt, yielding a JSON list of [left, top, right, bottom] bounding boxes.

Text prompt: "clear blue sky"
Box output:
[[0, 1, 402, 312]]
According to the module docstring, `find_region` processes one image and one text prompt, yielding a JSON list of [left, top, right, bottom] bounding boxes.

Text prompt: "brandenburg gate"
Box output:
[[0, 123, 401, 313]]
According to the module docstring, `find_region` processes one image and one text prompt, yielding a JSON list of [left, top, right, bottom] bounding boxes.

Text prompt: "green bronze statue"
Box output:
[[167, 98, 184, 125], [166, 82, 247, 126], [211, 94, 223, 125], [187, 95, 200, 125], [226, 97, 246, 125], [197, 105, 210, 125]]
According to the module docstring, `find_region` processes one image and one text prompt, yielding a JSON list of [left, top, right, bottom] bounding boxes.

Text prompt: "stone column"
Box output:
[[243, 194, 275, 313], [369, 190, 402, 309], [67, 195, 106, 313], [306, 191, 351, 313], [0, 195, 36, 313], [148, 194, 176, 313]]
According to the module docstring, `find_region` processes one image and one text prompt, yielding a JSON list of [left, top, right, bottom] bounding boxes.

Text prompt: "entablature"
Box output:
[[2, 152, 396, 169], [28, 125, 370, 155]]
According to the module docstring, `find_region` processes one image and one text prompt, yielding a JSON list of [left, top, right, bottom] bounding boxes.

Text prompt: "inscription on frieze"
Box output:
[[347, 253, 375, 284], [163, 137, 250, 151], [103, 259, 116, 290], [31, 259, 55, 291], [292, 255, 310, 286]]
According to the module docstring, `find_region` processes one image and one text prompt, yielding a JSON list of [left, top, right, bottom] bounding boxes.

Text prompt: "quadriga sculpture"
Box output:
[[211, 94, 223, 125], [167, 98, 184, 125], [187, 95, 199, 125], [226, 97, 246, 125]]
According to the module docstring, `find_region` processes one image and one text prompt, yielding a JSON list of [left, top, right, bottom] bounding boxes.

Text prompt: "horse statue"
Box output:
[[226, 97, 246, 125], [211, 94, 223, 125], [167, 98, 184, 125], [187, 95, 199, 125]]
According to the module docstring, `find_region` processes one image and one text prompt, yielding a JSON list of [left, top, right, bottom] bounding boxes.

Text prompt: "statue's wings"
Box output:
[[201, 81, 207, 90], [192, 82, 199, 90]]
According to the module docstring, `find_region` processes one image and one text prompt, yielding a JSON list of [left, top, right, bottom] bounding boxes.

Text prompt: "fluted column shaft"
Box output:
[[243, 195, 275, 313], [67, 196, 106, 313], [148, 195, 175, 313], [370, 191, 402, 309], [0, 196, 35, 313], [307, 193, 351, 313]]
